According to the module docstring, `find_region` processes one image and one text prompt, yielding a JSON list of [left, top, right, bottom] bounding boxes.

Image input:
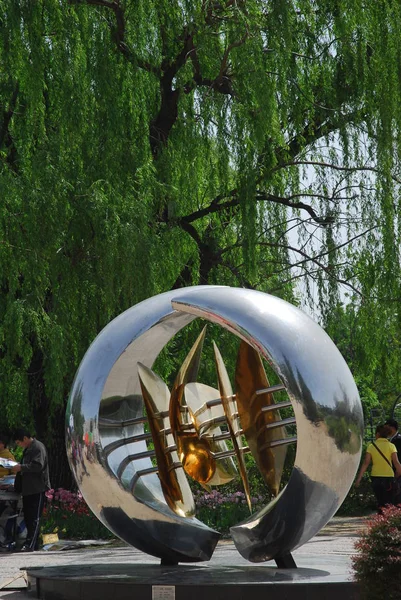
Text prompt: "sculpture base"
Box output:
[[25, 562, 360, 600]]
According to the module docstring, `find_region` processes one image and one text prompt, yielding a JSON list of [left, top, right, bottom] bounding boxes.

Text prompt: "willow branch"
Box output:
[[0, 83, 19, 149], [273, 160, 401, 185], [70, 0, 160, 74], [259, 241, 363, 296], [180, 189, 332, 226]]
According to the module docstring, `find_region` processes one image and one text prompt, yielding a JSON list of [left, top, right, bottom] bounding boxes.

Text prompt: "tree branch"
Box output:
[[274, 226, 378, 275], [179, 188, 333, 226], [255, 192, 334, 225], [258, 241, 363, 296], [0, 83, 19, 149], [273, 160, 401, 185], [70, 0, 160, 74]]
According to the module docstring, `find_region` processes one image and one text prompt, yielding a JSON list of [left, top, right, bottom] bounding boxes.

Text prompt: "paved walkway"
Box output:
[[0, 516, 370, 599]]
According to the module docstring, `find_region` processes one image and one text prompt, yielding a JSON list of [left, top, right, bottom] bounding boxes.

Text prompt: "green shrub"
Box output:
[[336, 476, 376, 516], [352, 505, 401, 599]]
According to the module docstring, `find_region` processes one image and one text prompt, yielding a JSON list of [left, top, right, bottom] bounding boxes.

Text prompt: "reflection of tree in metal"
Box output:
[[137, 331, 296, 515]]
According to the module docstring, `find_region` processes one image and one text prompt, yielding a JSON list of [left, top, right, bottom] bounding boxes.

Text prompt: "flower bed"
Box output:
[[194, 489, 266, 535], [41, 487, 267, 541], [41, 488, 114, 540]]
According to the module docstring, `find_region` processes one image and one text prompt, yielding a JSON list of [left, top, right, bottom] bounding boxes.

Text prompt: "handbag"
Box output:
[[13, 471, 22, 494]]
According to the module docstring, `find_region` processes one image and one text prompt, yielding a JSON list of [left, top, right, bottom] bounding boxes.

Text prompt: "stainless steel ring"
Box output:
[[66, 286, 363, 563]]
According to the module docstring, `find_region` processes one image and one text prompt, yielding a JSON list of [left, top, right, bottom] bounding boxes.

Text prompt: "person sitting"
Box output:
[[0, 434, 16, 479], [355, 423, 401, 511]]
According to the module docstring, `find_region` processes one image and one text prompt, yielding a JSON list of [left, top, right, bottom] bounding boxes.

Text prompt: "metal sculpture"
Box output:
[[66, 286, 363, 564]]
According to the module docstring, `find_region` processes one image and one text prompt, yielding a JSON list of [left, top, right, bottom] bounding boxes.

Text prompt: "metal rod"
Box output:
[[259, 436, 297, 451], [158, 427, 172, 436], [206, 399, 223, 408], [261, 400, 293, 413], [200, 428, 243, 441], [117, 450, 156, 478], [129, 467, 158, 492], [164, 444, 177, 453], [168, 462, 184, 472], [103, 433, 153, 455], [211, 446, 250, 459], [154, 410, 169, 419], [198, 415, 227, 433], [264, 417, 296, 431], [250, 384, 286, 404], [203, 431, 232, 442], [179, 423, 195, 432], [256, 384, 286, 395]]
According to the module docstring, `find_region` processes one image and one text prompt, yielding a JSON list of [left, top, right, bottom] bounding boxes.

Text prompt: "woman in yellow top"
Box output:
[[0, 434, 15, 478], [355, 424, 401, 511]]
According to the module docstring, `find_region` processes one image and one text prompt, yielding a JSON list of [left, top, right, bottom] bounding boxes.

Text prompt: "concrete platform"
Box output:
[[25, 561, 359, 600], [0, 517, 367, 600]]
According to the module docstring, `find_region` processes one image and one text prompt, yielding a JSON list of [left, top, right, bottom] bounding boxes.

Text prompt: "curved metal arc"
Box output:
[[66, 286, 223, 564]]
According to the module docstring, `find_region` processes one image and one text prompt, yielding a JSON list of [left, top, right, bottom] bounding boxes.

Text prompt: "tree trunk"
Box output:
[[29, 346, 74, 491]]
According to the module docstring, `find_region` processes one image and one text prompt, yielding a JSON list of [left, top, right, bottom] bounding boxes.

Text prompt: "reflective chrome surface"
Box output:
[[137, 363, 195, 518], [171, 288, 363, 562], [213, 342, 252, 511], [66, 286, 363, 564], [184, 382, 237, 486], [169, 328, 208, 484], [66, 287, 222, 563]]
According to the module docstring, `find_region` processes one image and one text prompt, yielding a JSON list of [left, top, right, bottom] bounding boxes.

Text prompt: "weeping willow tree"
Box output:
[[1, 0, 401, 485]]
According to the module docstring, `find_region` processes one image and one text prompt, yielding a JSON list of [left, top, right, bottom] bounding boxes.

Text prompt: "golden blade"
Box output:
[[169, 326, 207, 428], [168, 327, 218, 484], [213, 342, 252, 512], [184, 382, 238, 485], [174, 326, 207, 388], [234, 341, 288, 496], [137, 362, 195, 517], [169, 326, 206, 437]]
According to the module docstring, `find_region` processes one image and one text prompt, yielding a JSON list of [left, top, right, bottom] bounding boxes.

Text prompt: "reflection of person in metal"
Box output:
[[11, 429, 50, 552], [0, 434, 15, 478], [355, 424, 401, 511]]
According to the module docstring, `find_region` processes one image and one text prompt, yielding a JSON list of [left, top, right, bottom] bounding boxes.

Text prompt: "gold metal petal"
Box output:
[[213, 342, 252, 512], [234, 341, 288, 497], [177, 433, 216, 484], [168, 327, 218, 485], [137, 362, 195, 517], [174, 326, 207, 389], [169, 327, 207, 436], [184, 382, 237, 485]]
